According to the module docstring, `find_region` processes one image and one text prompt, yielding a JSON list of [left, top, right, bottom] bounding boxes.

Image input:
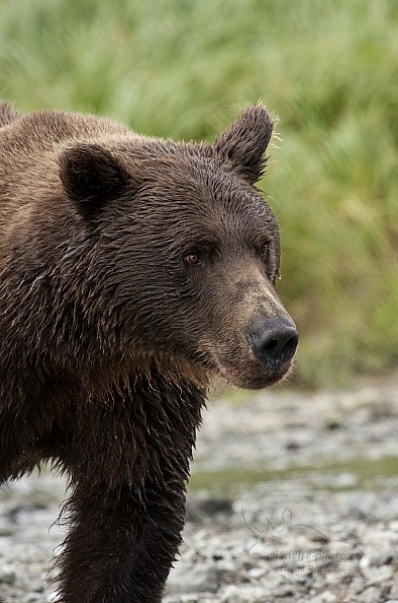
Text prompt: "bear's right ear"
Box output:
[[214, 105, 275, 185], [59, 144, 130, 218]]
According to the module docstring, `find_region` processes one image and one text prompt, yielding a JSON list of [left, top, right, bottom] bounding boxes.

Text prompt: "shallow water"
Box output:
[[190, 454, 398, 495]]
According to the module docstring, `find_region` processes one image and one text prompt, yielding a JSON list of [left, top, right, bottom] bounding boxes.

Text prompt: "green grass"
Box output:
[[0, 0, 397, 386]]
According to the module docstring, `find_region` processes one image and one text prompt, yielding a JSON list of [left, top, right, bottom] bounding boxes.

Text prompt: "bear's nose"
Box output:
[[248, 318, 298, 366]]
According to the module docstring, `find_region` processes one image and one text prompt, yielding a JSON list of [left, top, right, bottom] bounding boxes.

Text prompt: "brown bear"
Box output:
[[0, 100, 298, 603]]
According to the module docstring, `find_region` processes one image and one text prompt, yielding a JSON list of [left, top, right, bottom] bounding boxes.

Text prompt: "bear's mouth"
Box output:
[[218, 358, 293, 390], [196, 332, 296, 390]]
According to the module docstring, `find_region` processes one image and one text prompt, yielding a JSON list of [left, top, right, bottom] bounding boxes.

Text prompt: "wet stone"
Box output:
[[166, 561, 219, 594], [359, 585, 382, 603], [0, 564, 17, 585]]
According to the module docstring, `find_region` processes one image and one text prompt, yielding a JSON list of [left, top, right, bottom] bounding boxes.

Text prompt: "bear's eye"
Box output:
[[184, 252, 202, 266], [183, 243, 215, 267]]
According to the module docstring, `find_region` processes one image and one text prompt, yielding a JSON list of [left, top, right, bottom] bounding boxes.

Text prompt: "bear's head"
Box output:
[[59, 105, 298, 389]]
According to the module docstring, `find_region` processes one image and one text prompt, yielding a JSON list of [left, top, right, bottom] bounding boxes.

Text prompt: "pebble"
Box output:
[[166, 561, 219, 594], [360, 586, 382, 603], [0, 565, 16, 585], [309, 592, 337, 603]]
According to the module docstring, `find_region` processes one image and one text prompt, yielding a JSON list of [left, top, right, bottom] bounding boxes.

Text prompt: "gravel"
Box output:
[[1, 376, 398, 602]]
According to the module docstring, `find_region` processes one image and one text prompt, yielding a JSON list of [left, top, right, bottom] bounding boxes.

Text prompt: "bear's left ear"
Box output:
[[214, 105, 275, 185], [59, 144, 130, 218]]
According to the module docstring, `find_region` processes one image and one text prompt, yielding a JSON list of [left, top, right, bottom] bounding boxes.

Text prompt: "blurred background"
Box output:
[[1, 0, 397, 387]]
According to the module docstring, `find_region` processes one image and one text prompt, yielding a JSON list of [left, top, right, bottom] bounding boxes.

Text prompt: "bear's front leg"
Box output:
[[57, 374, 205, 603], [58, 478, 185, 603]]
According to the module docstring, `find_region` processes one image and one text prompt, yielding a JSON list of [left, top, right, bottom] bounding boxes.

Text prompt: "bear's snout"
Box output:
[[247, 317, 298, 369], [213, 316, 298, 390]]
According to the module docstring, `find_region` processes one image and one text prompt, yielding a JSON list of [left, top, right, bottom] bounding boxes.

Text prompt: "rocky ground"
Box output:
[[1, 376, 398, 603]]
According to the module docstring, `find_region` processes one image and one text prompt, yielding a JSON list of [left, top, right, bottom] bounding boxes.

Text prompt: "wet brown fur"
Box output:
[[0, 100, 295, 603]]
